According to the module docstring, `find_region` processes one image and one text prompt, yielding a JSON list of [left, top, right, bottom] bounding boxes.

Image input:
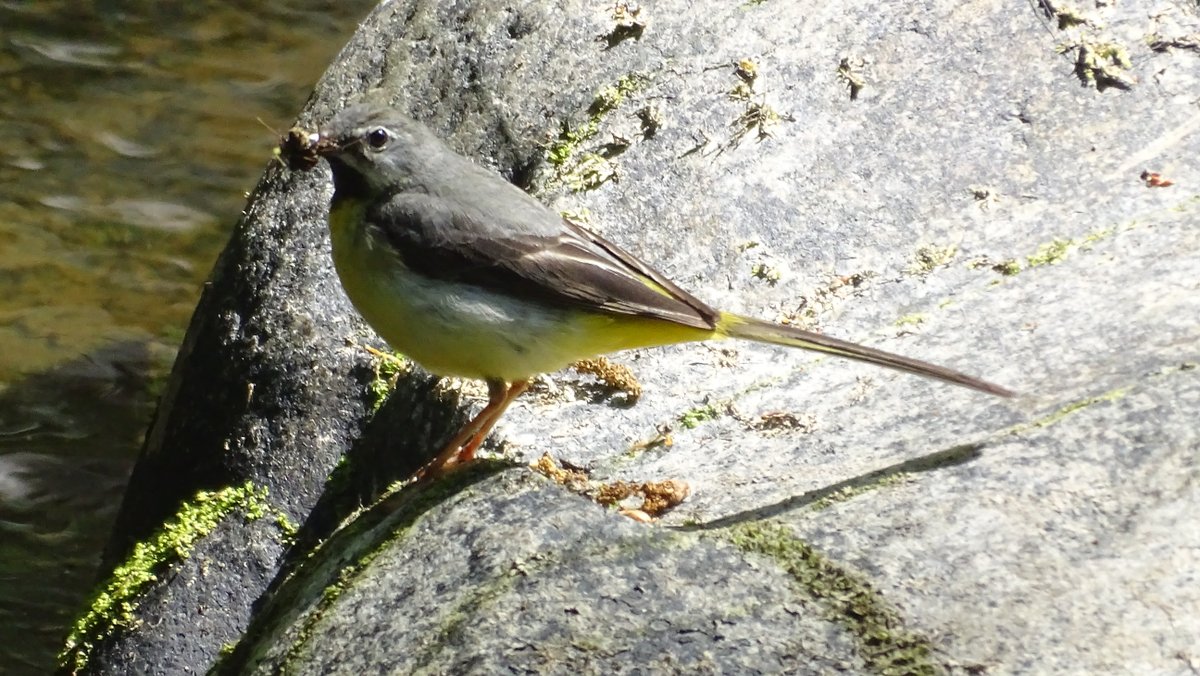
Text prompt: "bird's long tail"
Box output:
[[716, 313, 1014, 397]]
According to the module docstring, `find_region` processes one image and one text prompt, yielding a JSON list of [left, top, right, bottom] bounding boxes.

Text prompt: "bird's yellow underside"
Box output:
[[329, 200, 717, 381]]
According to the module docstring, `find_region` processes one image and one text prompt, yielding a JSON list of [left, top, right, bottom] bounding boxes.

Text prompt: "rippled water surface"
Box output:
[[0, 2, 372, 671]]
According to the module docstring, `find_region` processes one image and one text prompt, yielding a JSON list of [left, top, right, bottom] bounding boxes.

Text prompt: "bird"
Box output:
[[295, 101, 1013, 477]]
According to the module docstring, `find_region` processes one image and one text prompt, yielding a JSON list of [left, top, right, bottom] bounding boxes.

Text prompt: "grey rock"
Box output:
[[88, 517, 287, 675], [82, 0, 1200, 673], [229, 471, 872, 674]]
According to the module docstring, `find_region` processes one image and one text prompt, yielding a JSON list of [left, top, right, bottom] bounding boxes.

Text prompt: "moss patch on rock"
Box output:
[[59, 482, 274, 674], [727, 522, 944, 675]]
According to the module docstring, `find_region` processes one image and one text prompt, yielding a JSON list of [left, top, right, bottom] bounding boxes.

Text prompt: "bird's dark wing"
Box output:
[[366, 193, 719, 331]]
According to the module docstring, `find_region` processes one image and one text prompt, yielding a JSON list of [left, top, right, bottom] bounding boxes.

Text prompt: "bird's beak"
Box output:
[[313, 131, 340, 157]]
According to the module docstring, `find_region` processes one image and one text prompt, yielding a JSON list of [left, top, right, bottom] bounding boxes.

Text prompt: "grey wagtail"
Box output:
[[293, 102, 1013, 476]]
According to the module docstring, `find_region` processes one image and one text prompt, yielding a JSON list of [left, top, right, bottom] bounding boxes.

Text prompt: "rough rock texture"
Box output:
[[100, 144, 363, 565], [81, 0, 1199, 673], [227, 470, 875, 674], [90, 516, 287, 675]]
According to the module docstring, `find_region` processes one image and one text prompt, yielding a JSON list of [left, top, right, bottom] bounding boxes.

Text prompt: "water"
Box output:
[[0, 1, 374, 671]]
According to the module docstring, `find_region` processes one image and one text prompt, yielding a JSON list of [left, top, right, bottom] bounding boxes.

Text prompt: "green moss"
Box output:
[[1025, 238, 1073, 267], [1080, 226, 1115, 247], [549, 72, 652, 176], [426, 570, 519, 657], [727, 522, 943, 675], [750, 262, 782, 285], [1021, 386, 1129, 431], [367, 350, 409, 414], [59, 482, 273, 674], [894, 314, 926, 328], [992, 224, 1119, 277], [1089, 41, 1131, 68], [562, 152, 617, 192], [679, 403, 721, 429], [559, 208, 592, 223], [906, 244, 957, 275], [275, 513, 300, 540], [277, 464, 507, 669], [1064, 39, 1134, 91], [1057, 9, 1089, 29], [809, 474, 912, 511]]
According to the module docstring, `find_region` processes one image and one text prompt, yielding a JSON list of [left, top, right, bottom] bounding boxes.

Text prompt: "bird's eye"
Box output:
[[366, 127, 390, 150]]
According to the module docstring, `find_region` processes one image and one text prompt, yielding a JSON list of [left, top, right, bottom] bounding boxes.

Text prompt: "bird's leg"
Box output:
[[414, 378, 530, 480], [456, 379, 530, 463]]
